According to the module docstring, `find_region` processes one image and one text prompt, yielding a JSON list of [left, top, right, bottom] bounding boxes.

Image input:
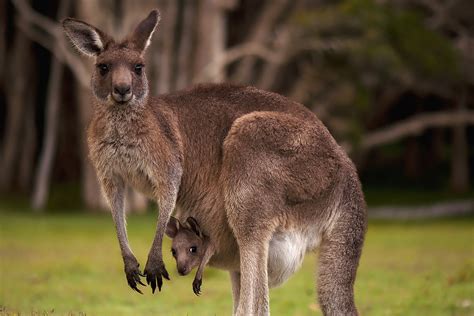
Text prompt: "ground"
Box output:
[[0, 205, 473, 315]]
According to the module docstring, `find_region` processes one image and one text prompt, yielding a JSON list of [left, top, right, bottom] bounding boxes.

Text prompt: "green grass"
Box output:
[[0, 207, 473, 315]]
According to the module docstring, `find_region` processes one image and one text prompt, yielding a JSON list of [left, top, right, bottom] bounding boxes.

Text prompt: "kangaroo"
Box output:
[[165, 216, 215, 296], [63, 9, 367, 316]]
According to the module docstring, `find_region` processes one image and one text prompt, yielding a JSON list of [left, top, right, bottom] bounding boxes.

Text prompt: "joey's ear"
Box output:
[[165, 216, 180, 238], [62, 18, 112, 57], [128, 9, 160, 52], [186, 217, 203, 238]]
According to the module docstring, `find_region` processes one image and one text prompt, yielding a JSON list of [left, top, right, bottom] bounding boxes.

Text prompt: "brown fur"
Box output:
[[63, 9, 367, 316], [166, 216, 215, 296]]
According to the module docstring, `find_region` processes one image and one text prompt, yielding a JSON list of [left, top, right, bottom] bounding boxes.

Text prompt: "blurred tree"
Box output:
[[31, 0, 70, 211], [0, 3, 36, 193], [284, 0, 473, 191]]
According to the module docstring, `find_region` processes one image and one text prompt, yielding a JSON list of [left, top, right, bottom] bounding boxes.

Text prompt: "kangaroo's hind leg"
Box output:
[[317, 175, 367, 316], [229, 271, 241, 315], [226, 198, 274, 316]]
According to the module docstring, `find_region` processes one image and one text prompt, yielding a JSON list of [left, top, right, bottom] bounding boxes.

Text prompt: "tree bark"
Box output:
[[255, 27, 290, 90], [360, 110, 474, 151], [18, 77, 37, 193], [450, 90, 470, 193], [194, 0, 233, 83], [0, 20, 31, 191], [31, 0, 70, 211], [0, 0, 5, 85], [403, 137, 421, 179], [76, 85, 108, 211], [232, 0, 288, 84], [156, 0, 178, 93], [175, 0, 196, 90]]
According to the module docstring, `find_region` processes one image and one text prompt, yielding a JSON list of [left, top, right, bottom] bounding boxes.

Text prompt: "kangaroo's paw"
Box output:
[[193, 278, 202, 296], [124, 256, 146, 294], [144, 257, 170, 294]]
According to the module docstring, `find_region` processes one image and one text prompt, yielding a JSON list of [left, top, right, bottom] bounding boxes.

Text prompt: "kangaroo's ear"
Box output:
[[62, 18, 112, 57], [128, 9, 160, 52], [165, 216, 180, 238], [186, 217, 203, 238]]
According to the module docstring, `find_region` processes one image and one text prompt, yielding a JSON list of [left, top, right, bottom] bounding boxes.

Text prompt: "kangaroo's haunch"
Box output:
[[63, 9, 367, 316]]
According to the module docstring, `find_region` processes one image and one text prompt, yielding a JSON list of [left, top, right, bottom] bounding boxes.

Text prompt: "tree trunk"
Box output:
[[18, 79, 37, 193], [156, 0, 178, 93], [255, 27, 290, 90], [450, 90, 470, 192], [232, 0, 288, 84], [31, 58, 63, 210], [175, 0, 196, 90], [194, 0, 234, 83], [0, 0, 5, 85], [0, 22, 31, 191], [31, 0, 70, 211], [76, 85, 108, 210], [404, 137, 421, 180]]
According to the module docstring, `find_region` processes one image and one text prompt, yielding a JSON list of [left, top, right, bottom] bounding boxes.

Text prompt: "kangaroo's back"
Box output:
[[155, 83, 343, 202]]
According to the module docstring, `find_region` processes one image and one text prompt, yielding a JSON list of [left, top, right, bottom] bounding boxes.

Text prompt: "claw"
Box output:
[[193, 278, 202, 296], [127, 276, 143, 295], [137, 278, 146, 287], [150, 278, 156, 294], [132, 285, 143, 294], [157, 275, 163, 292], [162, 269, 170, 281], [144, 261, 169, 294], [134, 273, 146, 287]]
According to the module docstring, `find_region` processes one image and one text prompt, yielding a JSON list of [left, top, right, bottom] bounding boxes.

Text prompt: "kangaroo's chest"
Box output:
[[91, 127, 156, 197]]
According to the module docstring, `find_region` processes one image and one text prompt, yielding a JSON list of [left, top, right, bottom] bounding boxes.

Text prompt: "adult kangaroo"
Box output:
[[63, 9, 367, 316]]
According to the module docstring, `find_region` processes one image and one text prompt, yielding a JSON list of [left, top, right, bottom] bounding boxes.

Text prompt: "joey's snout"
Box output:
[[177, 265, 190, 276]]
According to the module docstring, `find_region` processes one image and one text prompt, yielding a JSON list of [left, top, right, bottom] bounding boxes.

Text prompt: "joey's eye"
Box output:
[[134, 64, 144, 75], [171, 248, 176, 257], [189, 246, 197, 254], [97, 63, 109, 76]]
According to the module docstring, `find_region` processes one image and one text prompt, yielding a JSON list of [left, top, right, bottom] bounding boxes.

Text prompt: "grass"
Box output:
[[0, 206, 473, 315]]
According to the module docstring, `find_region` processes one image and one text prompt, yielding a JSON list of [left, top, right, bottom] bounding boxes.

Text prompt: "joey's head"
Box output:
[[166, 217, 206, 276], [62, 10, 160, 107]]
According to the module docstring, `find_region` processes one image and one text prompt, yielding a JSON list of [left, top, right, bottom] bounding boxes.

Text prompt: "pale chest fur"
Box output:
[[267, 226, 321, 288], [88, 110, 157, 198]]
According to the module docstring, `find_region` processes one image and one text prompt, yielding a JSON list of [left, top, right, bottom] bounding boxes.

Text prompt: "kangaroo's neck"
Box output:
[[93, 99, 147, 133]]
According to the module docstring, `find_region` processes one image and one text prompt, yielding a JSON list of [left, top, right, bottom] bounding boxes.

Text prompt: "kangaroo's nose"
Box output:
[[114, 85, 131, 96], [112, 84, 132, 103], [178, 266, 188, 276]]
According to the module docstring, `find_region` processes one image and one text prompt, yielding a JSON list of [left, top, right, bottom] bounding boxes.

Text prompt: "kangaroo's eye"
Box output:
[[134, 64, 144, 75], [171, 248, 176, 257], [189, 246, 197, 254], [97, 63, 109, 76]]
